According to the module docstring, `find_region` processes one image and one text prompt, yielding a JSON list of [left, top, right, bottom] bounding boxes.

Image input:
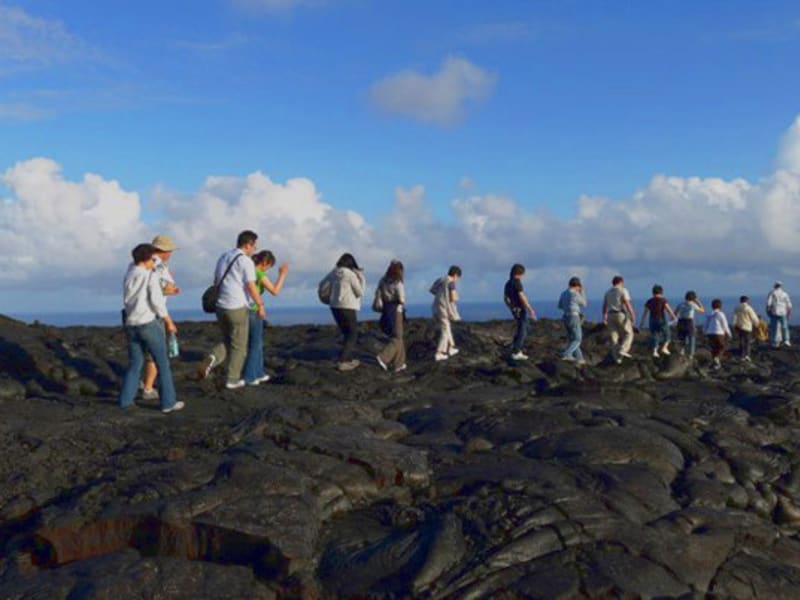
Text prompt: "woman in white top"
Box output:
[[732, 295, 760, 361], [674, 290, 705, 358], [705, 298, 732, 369]]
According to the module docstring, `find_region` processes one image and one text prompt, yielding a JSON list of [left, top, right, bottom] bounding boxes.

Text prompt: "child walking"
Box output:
[[674, 291, 704, 358], [640, 285, 677, 357], [705, 298, 732, 369]]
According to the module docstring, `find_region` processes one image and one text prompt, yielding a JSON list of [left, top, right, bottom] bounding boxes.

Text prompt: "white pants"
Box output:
[[436, 318, 455, 355]]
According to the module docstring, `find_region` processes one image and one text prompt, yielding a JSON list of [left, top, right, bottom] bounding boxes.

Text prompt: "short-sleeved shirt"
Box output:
[[214, 248, 257, 310], [645, 296, 669, 321], [504, 278, 524, 310], [604, 286, 631, 315], [676, 300, 700, 321]]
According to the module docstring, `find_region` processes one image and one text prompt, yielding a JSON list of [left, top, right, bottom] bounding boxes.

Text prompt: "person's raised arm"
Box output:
[[261, 263, 289, 296]]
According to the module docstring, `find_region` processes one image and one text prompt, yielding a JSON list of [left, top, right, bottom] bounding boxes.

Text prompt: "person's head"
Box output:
[[252, 250, 275, 270], [132, 243, 157, 268], [336, 253, 360, 271], [612, 275, 624, 286], [685, 290, 697, 301], [775, 280, 783, 289], [510, 263, 525, 279], [385, 260, 404, 282], [712, 298, 723, 310], [448, 265, 462, 280], [237, 230, 258, 255], [652, 284, 663, 296], [568, 276, 581, 288], [740, 295, 749, 304], [151, 234, 178, 260]]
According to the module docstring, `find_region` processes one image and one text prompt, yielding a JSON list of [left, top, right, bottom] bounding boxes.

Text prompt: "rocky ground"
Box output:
[[1, 313, 800, 599]]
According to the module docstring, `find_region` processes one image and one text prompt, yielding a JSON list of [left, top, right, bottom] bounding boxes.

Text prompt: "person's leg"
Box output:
[[225, 307, 250, 383], [660, 320, 671, 352], [379, 312, 404, 367], [563, 315, 582, 359], [139, 320, 177, 409], [607, 314, 621, 354], [331, 308, 350, 361], [743, 329, 752, 358], [688, 331, 696, 357], [620, 315, 634, 355], [119, 326, 145, 408], [649, 319, 661, 350], [243, 310, 264, 383], [512, 311, 529, 352], [781, 315, 790, 344], [436, 318, 451, 355], [769, 314, 779, 346], [142, 357, 157, 392], [395, 314, 406, 367]]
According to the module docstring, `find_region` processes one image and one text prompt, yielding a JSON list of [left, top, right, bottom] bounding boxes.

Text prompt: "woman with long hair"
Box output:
[[318, 253, 366, 371], [375, 260, 407, 373]]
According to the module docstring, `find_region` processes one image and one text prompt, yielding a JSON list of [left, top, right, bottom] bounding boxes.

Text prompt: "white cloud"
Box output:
[[778, 115, 800, 173], [369, 56, 497, 126], [4, 116, 800, 308], [0, 4, 94, 74]]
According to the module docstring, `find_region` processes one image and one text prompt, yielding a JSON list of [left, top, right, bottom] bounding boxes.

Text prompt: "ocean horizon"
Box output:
[[8, 296, 789, 328]]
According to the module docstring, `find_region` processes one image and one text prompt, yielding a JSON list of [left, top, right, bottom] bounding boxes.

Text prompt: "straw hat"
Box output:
[[152, 234, 178, 252]]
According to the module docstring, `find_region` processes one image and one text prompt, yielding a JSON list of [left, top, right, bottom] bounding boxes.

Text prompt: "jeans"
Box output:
[[512, 310, 531, 352], [242, 310, 265, 383], [119, 319, 177, 410], [769, 314, 790, 346], [649, 318, 670, 349], [331, 308, 359, 361], [561, 314, 583, 361], [677, 319, 696, 356]]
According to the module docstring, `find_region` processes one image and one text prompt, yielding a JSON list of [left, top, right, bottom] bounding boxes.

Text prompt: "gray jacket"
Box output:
[[323, 267, 366, 310]]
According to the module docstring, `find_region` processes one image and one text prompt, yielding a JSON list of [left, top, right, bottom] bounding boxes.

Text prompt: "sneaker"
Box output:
[[510, 351, 529, 361], [337, 359, 360, 372], [661, 345, 671, 356], [576, 359, 587, 367], [225, 379, 245, 390], [560, 355, 576, 362], [162, 401, 185, 414], [141, 388, 159, 401], [652, 349, 660, 358], [198, 354, 217, 380], [448, 348, 460, 357], [619, 351, 633, 359], [743, 355, 752, 362], [435, 353, 449, 362], [616, 358, 623, 365], [376, 356, 388, 371], [395, 363, 407, 373], [784, 341, 792, 347], [246, 375, 271, 386]]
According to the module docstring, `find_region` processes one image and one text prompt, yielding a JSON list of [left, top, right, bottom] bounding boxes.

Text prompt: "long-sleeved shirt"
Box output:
[[123, 263, 168, 326], [767, 288, 792, 317], [705, 309, 732, 337], [558, 287, 587, 316]]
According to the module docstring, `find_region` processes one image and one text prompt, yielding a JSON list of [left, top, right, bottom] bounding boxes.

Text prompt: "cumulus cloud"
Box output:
[[369, 56, 497, 126], [4, 117, 800, 308]]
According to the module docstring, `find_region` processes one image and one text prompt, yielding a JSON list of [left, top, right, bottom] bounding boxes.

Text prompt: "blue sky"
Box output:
[[2, 0, 800, 314]]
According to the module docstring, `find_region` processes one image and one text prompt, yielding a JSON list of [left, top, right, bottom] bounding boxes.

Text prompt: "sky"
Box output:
[[2, 0, 800, 315]]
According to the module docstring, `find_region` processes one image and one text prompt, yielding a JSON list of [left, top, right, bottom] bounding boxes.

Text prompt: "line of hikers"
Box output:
[[118, 230, 794, 412]]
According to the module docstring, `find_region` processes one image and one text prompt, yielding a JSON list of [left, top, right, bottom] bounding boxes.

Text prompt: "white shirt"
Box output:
[[705, 309, 732, 337], [214, 248, 256, 310], [123, 263, 168, 326], [603, 286, 631, 315], [767, 288, 792, 317], [153, 255, 176, 289]]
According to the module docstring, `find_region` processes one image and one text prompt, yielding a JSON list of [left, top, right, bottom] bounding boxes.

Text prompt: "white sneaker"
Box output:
[[162, 401, 185, 414], [435, 353, 449, 362], [448, 348, 460, 357], [225, 379, 245, 390], [743, 355, 752, 362], [246, 375, 271, 386], [652, 349, 660, 358], [198, 354, 217, 380], [784, 341, 792, 347], [619, 351, 633, 359], [376, 356, 388, 371], [661, 346, 671, 356], [395, 363, 407, 373], [576, 359, 587, 367], [141, 388, 159, 400], [560, 355, 576, 362], [511, 351, 529, 360]]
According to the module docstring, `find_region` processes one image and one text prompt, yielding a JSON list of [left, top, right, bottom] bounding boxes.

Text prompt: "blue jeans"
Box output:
[[242, 310, 265, 383], [769, 314, 790, 346], [119, 319, 177, 410], [649, 318, 670, 349], [561, 314, 583, 360], [512, 310, 531, 352]]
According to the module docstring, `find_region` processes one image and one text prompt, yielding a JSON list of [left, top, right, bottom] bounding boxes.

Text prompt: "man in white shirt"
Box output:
[[119, 243, 183, 413], [766, 281, 792, 348], [602, 275, 636, 363], [199, 230, 265, 389]]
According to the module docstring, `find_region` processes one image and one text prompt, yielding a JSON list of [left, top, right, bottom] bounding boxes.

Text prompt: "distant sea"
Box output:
[[9, 296, 789, 328]]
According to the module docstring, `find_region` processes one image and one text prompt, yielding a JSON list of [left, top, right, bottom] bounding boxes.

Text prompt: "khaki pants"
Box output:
[[607, 312, 633, 355], [378, 311, 406, 368], [436, 317, 455, 355], [211, 306, 250, 383]]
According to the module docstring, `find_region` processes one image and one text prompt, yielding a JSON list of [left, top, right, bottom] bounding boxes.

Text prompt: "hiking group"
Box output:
[[118, 230, 793, 413]]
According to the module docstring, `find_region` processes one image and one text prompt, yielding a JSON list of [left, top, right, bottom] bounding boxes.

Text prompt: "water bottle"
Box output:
[[167, 333, 180, 358]]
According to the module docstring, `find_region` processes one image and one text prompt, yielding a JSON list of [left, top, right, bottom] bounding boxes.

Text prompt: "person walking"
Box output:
[[640, 285, 677, 358], [558, 276, 587, 365], [674, 291, 705, 358], [141, 234, 181, 400], [602, 275, 635, 363], [198, 230, 264, 389], [318, 253, 366, 371], [242, 250, 289, 385], [431, 266, 462, 361], [732, 295, 760, 361], [705, 298, 732, 369], [766, 281, 792, 347], [119, 243, 183, 413], [504, 263, 537, 361], [375, 260, 407, 373]]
